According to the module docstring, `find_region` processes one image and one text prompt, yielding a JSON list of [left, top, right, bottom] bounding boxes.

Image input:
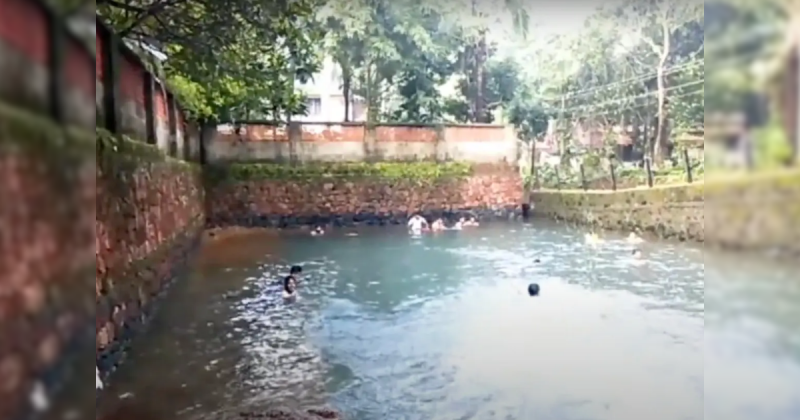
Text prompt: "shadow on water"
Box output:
[[88, 221, 798, 420]]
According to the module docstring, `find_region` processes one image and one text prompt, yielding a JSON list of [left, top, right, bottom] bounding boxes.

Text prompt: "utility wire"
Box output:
[[558, 79, 704, 114], [539, 24, 776, 102], [570, 89, 703, 118], [541, 60, 702, 101], [548, 46, 768, 116]]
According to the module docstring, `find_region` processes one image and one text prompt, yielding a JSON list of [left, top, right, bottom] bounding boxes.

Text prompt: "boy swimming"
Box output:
[[282, 265, 302, 299]]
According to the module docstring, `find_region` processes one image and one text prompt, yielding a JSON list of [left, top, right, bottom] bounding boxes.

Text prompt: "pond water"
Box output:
[[85, 221, 798, 420]]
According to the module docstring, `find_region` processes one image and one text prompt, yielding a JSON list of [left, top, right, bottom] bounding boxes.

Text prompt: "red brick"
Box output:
[[0, 0, 48, 65]]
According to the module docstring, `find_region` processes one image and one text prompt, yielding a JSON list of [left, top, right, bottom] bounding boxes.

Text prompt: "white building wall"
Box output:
[[296, 57, 366, 122]]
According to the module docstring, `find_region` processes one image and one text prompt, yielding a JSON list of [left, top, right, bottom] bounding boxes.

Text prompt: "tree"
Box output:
[[706, 0, 797, 163], [444, 54, 523, 123], [319, 0, 461, 123], [443, 0, 530, 122], [493, 1, 704, 165], [97, 0, 323, 121], [609, 0, 703, 162]]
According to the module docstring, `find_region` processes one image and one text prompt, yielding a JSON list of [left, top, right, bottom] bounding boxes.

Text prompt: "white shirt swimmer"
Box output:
[[407, 214, 428, 234]]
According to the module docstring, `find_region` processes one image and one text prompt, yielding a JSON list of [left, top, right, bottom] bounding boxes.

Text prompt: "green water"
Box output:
[[89, 222, 799, 420]]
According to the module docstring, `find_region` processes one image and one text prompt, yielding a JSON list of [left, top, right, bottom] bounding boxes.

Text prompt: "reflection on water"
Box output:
[[90, 222, 798, 420]]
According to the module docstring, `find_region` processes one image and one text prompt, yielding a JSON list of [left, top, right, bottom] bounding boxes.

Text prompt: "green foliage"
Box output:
[[507, 83, 552, 142], [446, 55, 526, 123], [96, 129, 194, 168], [533, 157, 701, 190], [319, 0, 531, 124], [0, 101, 94, 181], [753, 120, 793, 167], [98, 0, 323, 121], [493, 1, 704, 162], [204, 162, 473, 185], [320, 0, 462, 123]]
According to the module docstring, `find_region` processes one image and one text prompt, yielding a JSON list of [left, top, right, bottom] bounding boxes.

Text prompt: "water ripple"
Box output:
[[95, 222, 799, 420]]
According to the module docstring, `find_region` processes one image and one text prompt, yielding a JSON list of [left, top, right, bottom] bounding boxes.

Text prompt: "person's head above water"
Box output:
[[284, 266, 302, 293], [528, 283, 540, 296]]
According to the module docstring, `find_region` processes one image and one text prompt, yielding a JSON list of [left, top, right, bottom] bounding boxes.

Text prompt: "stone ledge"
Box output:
[[533, 171, 800, 251]]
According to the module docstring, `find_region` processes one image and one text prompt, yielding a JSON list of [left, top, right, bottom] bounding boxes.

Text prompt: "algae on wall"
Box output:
[[202, 161, 474, 188], [532, 184, 704, 241], [533, 170, 800, 252]]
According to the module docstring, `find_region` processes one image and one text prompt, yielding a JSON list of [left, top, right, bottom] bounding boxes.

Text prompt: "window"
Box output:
[[306, 98, 322, 116]]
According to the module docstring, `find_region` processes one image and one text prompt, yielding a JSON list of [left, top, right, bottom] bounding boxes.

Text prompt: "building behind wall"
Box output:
[[295, 57, 367, 122]]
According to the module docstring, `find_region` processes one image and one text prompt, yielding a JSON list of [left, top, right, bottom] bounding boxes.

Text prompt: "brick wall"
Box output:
[[0, 0, 200, 160], [0, 0, 93, 127], [208, 122, 518, 163]]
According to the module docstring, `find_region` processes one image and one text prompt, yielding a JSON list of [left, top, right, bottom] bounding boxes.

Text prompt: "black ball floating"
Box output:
[[528, 283, 540, 296]]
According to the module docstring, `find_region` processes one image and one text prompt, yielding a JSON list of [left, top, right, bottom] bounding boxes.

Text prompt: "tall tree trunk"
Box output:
[[653, 21, 671, 164], [786, 41, 799, 163], [342, 67, 352, 122], [365, 63, 380, 123], [466, 45, 478, 121], [475, 31, 488, 122]]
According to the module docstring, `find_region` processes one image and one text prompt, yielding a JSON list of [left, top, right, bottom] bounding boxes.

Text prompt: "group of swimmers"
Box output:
[[307, 215, 479, 237], [585, 231, 644, 259], [407, 214, 479, 233]]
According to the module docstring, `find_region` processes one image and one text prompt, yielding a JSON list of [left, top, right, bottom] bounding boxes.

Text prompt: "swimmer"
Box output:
[[311, 226, 324, 236], [626, 232, 643, 244], [585, 232, 603, 245], [407, 214, 428, 233], [626, 248, 646, 266], [282, 265, 302, 299], [431, 218, 446, 231], [528, 283, 540, 296]]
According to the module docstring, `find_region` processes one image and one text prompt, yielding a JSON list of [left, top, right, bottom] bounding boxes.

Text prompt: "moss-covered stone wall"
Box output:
[[0, 102, 203, 419], [703, 170, 800, 254], [532, 171, 800, 254], [532, 184, 703, 241], [204, 162, 523, 227], [95, 131, 205, 383]]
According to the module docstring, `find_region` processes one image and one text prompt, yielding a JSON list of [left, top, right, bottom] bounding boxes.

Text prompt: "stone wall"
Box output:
[[532, 170, 800, 254], [95, 132, 205, 383], [532, 184, 703, 241], [0, 103, 94, 420], [0, 102, 203, 419], [704, 171, 800, 254], [206, 163, 523, 227]]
